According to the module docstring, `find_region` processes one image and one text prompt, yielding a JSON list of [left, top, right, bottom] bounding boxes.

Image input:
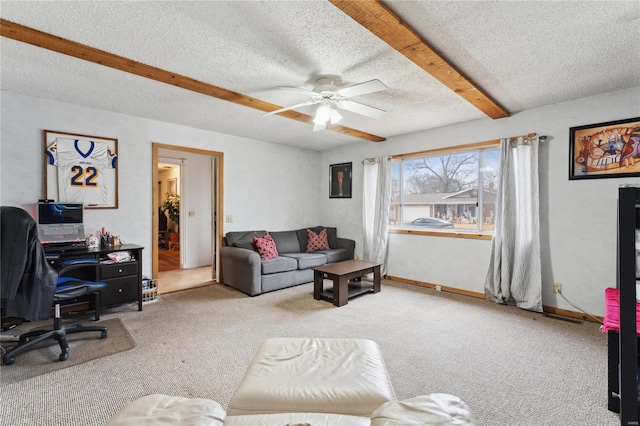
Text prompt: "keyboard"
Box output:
[[43, 242, 88, 253], [67, 242, 88, 249], [43, 226, 77, 235]]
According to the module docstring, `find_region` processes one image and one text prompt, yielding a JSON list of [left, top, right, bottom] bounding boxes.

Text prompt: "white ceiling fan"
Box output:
[[264, 77, 388, 131]]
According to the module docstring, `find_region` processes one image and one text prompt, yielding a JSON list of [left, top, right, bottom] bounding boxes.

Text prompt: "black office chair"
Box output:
[[0, 206, 108, 365]]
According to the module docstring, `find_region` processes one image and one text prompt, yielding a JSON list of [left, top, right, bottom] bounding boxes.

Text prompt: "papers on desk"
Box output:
[[107, 251, 131, 263]]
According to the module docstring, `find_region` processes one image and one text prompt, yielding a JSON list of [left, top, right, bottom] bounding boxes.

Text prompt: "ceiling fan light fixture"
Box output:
[[330, 108, 343, 124], [313, 103, 332, 124], [273, 78, 387, 131]]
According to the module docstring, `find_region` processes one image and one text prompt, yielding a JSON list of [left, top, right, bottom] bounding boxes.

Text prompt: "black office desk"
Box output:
[[45, 244, 144, 311]]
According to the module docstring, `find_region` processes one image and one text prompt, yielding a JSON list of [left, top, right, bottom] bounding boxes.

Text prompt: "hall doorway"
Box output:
[[157, 159, 181, 272], [152, 143, 223, 293]]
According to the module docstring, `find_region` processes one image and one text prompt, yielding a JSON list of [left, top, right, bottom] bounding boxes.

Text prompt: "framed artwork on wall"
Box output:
[[330, 162, 352, 198], [43, 130, 119, 209], [168, 177, 177, 195], [569, 117, 640, 180]]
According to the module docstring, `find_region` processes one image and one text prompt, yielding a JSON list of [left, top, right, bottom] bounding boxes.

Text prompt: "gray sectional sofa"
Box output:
[[220, 226, 355, 296]]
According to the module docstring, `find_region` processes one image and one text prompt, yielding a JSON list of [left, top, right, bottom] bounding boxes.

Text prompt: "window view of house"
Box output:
[[390, 147, 500, 234]]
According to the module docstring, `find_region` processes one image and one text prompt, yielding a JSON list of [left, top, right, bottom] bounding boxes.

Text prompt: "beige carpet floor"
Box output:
[[0, 280, 621, 426], [0, 318, 135, 385]]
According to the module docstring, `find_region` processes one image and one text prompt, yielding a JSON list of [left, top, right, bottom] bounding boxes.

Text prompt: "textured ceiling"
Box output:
[[1, 1, 639, 151]]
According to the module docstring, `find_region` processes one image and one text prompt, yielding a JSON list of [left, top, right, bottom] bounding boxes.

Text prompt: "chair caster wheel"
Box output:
[[59, 351, 69, 362], [2, 356, 15, 365], [100, 330, 108, 339]]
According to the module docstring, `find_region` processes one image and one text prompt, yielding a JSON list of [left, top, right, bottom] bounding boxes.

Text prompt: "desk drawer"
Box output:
[[101, 262, 138, 279], [102, 276, 139, 307]]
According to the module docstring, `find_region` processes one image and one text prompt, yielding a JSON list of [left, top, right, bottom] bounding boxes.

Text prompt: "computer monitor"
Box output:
[[36, 202, 85, 245], [37, 203, 84, 225]]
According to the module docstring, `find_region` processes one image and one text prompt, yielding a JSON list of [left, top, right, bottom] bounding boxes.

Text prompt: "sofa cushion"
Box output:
[[306, 228, 330, 252], [280, 252, 327, 269], [253, 232, 278, 260], [261, 256, 297, 275], [270, 231, 302, 254], [297, 226, 338, 250], [226, 230, 266, 250], [317, 248, 349, 264]]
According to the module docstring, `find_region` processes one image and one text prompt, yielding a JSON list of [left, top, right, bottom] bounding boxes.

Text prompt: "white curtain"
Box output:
[[485, 136, 542, 312], [362, 157, 392, 275]]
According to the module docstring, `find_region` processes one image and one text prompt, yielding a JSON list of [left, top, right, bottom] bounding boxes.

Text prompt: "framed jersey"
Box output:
[[43, 130, 119, 209]]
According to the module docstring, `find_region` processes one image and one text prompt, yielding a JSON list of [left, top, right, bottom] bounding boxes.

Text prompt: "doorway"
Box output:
[[152, 143, 224, 294], [157, 159, 182, 272]]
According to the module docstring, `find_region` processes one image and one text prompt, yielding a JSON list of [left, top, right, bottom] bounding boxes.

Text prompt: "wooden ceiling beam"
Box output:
[[329, 0, 509, 119], [0, 19, 385, 143]]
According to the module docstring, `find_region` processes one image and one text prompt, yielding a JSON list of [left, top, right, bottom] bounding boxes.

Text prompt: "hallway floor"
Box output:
[[157, 265, 215, 294], [158, 248, 180, 272]]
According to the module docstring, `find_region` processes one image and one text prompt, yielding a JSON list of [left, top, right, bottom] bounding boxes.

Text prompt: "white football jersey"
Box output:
[[46, 138, 117, 206]]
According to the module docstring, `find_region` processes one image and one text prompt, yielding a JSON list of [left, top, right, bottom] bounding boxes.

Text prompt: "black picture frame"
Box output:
[[329, 162, 352, 198], [569, 117, 640, 180]]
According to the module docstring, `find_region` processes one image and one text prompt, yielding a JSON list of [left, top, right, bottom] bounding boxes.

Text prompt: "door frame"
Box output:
[[152, 143, 224, 280]]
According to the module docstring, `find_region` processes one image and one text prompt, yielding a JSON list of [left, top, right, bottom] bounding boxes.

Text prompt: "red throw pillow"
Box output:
[[306, 228, 330, 252], [253, 232, 278, 260]]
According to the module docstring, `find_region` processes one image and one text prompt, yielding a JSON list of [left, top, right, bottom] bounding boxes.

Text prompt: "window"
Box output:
[[390, 144, 500, 235]]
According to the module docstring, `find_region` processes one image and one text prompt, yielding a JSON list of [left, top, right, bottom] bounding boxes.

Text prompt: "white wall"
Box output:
[[0, 91, 322, 277], [2, 88, 638, 317], [320, 87, 640, 317]]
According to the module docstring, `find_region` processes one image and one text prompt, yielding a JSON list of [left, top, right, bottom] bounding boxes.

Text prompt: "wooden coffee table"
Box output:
[[313, 259, 381, 307]]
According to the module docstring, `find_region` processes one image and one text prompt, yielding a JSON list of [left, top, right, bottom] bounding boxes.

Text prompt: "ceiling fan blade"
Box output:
[[262, 100, 319, 116], [337, 100, 386, 119], [313, 122, 327, 132], [277, 86, 318, 97], [336, 79, 387, 98]]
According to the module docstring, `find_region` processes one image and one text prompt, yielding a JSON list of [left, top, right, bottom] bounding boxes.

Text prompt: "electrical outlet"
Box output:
[[225, 215, 233, 223], [435, 285, 442, 291], [553, 282, 562, 293]]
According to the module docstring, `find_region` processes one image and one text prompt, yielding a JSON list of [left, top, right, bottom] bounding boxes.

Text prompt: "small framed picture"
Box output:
[[569, 117, 640, 180], [329, 162, 352, 198], [168, 177, 177, 195]]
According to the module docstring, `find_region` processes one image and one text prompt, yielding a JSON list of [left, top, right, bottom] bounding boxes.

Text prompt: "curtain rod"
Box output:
[[362, 156, 392, 164], [511, 133, 548, 141], [364, 133, 548, 164]]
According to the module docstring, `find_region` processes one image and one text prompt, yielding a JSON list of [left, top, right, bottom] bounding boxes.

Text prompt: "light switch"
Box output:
[[225, 215, 233, 223]]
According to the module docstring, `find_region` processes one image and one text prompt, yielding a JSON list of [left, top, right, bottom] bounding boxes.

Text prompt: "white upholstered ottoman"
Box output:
[[105, 394, 226, 426], [226, 337, 396, 418], [370, 394, 478, 425], [224, 412, 371, 425]]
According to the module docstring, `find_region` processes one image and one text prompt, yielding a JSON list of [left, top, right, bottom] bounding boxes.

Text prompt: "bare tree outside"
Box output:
[[404, 153, 478, 194], [391, 162, 401, 201], [389, 147, 500, 231], [482, 168, 498, 192]]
